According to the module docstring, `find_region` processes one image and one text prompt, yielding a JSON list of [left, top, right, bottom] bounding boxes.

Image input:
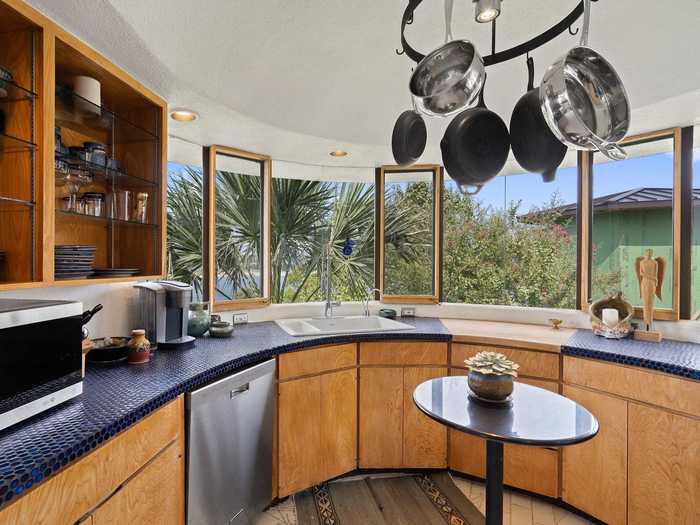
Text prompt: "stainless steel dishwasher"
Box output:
[[186, 359, 275, 524]]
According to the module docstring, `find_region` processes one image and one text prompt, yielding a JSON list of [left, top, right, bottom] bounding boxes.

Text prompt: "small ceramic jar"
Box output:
[[127, 329, 151, 364], [188, 303, 210, 337], [467, 370, 513, 401]]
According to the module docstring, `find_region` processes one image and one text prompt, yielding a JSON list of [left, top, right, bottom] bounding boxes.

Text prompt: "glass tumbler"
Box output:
[[117, 190, 132, 221]]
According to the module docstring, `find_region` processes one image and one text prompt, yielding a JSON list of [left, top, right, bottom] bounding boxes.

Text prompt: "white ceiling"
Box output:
[[28, 0, 700, 168]]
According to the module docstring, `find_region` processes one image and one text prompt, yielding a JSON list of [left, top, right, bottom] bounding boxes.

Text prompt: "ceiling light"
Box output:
[[170, 108, 199, 122], [330, 149, 348, 157], [474, 0, 501, 23]]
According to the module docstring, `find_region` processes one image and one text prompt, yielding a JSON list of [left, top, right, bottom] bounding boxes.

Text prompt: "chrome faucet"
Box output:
[[320, 243, 340, 318], [363, 287, 381, 317]]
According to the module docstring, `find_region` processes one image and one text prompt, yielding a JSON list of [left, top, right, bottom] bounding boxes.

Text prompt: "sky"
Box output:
[[169, 147, 700, 215]]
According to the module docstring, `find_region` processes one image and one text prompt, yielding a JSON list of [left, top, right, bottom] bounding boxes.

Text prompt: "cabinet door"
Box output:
[[629, 403, 699, 525], [92, 438, 184, 525], [320, 369, 357, 481], [359, 367, 403, 468], [403, 367, 447, 468], [562, 385, 627, 525], [449, 372, 559, 497], [278, 375, 322, 496]]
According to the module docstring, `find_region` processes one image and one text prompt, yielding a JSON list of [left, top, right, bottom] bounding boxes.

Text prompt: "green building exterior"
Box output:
[[558, 188, 700, 317]]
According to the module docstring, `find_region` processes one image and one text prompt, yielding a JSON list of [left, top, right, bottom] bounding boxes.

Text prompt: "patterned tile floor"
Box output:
[[255, 473, 594, 525]]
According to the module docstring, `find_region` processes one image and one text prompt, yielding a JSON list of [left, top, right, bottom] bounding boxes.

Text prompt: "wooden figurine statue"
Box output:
[[633, 249, 666, 341]]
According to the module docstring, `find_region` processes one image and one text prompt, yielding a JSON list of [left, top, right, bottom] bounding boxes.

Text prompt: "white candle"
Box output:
[[601, 308, 619, 328]]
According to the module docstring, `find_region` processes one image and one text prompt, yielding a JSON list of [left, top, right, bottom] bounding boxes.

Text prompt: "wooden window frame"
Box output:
[[580, 127, 683, 321], [376, 164, 442, 304], [203, 145, 272, 311]]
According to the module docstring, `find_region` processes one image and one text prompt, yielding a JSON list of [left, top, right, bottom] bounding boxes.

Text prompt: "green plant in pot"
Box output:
[[464, 351, 520, 401]]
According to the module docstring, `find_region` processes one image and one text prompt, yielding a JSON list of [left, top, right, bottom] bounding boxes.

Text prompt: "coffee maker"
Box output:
[[134, 280, 195, 349]]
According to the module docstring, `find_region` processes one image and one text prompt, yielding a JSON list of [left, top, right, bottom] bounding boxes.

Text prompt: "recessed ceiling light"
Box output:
[[330, 149, 348, 157], [170, 108, 199, 122]]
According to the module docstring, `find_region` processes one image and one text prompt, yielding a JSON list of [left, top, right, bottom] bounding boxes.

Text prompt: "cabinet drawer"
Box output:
[[360, 341, 447, 366], [563, 356, 699, 417], [451, 343, 560, 380], [278, 343, 356, 380], [0, 396, 184, 525]]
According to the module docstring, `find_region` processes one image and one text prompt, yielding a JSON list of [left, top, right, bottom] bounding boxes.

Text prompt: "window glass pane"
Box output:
[[443, 166, 578, 308], [271, 171, 374, 303], [214, 153, 263, 301], [693, 145, 700, 319], [167, 160, 204, 300], [591, 137, 675, 309], [383, 170, 434, 296]]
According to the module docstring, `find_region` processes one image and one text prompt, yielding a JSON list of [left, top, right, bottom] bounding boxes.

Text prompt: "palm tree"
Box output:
[[166, 165, 429, 303]]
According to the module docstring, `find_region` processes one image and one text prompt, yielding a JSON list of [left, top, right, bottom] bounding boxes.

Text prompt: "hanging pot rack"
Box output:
[[398, 0, 598, 64]]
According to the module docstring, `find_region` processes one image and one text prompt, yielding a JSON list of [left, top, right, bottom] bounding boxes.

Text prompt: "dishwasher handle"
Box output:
[[230, 383, 250, 398]]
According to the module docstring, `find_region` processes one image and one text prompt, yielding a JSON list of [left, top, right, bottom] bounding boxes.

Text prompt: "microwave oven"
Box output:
[[0, 299, 83, 432]]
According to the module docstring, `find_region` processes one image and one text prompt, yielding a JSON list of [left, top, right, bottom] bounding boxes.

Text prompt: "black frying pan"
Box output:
[[440, 85, 509, 195], [392, 108, 427, 166], [510, 57, 567, 182]]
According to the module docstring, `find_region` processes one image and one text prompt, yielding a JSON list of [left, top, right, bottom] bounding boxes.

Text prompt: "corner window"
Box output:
[[442, 166, 578, 308], [692, 145, 700, 319], [166, 139, 204, 299], [271, 165, 375, 303], [204, 146, 271, 310], [587, 129, 681, 319], [378, 165, 441, 303]]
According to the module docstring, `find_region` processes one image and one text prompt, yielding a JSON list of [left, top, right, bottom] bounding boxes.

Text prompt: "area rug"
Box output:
[[295, 473, 485, 525]]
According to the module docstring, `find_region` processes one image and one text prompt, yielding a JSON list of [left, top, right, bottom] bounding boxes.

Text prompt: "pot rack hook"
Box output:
[[396, 47, 406, 55], [568, 24, 579, 36]]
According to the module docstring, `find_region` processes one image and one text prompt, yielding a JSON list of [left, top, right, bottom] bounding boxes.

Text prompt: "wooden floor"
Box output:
[[256, 474, 594, 525]]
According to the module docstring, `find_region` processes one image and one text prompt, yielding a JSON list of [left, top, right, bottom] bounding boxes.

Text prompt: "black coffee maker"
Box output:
[[134, 280, 195, 349]]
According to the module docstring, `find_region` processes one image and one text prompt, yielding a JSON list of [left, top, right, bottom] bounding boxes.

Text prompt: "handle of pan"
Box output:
[[459, 183, 484, 196], [444, 0, 454, 43], [588, 135, 627, 161], [579, 0, 591, 47]]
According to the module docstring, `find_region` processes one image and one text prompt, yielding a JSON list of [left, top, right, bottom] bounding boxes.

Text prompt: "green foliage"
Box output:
[[167, 166, 580, 309], [442, 187, 577, 308]]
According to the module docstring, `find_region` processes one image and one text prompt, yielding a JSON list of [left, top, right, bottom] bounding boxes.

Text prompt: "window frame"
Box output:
[[580, 127, 683, 321], [376, 164, 442, 304], [203, 145, 272, 311]]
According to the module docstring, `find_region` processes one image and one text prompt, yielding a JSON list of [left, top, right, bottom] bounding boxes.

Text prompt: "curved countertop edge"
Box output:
[[562, 329, 700, 381], [0, 319, 698, 509], [0, 319, 450, 507]]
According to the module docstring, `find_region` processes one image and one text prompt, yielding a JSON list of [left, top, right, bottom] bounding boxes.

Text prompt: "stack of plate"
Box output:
[[92, 267, 140, 278], [55, 245, 95, 279]]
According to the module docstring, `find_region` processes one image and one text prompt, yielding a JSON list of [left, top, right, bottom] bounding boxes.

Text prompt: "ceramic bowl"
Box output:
[[209, 321, 234, 338], [467, 370, 514, 401]]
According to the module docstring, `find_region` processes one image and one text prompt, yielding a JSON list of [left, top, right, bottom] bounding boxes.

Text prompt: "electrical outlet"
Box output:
[[400, 307, 416, 317], [232, 313, 248, 324]]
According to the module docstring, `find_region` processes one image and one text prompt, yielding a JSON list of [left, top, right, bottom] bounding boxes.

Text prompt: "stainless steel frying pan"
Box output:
[[539, 0, 630, 160]]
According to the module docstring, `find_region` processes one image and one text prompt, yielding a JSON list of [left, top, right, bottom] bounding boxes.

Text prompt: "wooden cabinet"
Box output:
[[562, 385, 628, 525], [452, 343, 560, 380], [628, 403, 700, 525], [278, 343, 356, 380], [448, 370, 560, 498], [91, 438, 184, 524], [0, 0, 166, 290], [359, 366, 403, 468], [358, 342, 448, 470], [403, 367, 447, 468], [359, 365, 447, 469], [0, 396, 184, 525], [278, 368, 357, 497]]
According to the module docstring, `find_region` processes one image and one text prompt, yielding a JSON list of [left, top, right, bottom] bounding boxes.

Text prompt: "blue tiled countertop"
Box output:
[[0, 318, 449, 507], [562, 329, 700, 381], [1, 318, 698, 510]]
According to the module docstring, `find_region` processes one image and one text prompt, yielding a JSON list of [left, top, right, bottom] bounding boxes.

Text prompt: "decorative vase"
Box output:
[[127, 329, 151, 365], [188, 303, 210, 337], [467, 370, 514, 401], [209, 320, 234, 338], [590, 291, 633, 339]]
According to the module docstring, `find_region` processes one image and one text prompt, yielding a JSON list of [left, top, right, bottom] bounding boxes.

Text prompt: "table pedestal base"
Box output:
[[486, 440, 504, 525]]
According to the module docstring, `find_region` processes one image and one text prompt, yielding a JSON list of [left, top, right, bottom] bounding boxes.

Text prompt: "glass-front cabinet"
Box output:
[[0, 0, 166, 289]]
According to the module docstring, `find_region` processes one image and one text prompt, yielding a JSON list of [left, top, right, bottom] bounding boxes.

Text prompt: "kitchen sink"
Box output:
[[275, 315, 415, 336]]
